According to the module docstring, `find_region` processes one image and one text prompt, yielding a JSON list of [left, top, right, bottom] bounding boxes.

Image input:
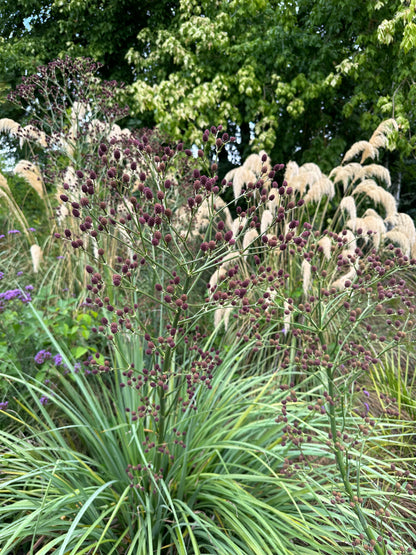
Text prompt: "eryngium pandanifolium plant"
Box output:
[[55, 126, 416, 548], [1, 123, 415, 553]]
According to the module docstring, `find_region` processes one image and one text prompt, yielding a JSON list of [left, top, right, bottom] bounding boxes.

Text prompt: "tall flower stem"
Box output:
[[326, 369, 384, 554]]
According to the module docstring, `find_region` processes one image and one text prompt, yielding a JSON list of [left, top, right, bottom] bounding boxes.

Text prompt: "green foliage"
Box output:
[[1, 59, 416, 553], [0, 0, 178, 88], [124, 0, 416, 209], [2, 2, 416, 211], [0, 285, 100, 380]]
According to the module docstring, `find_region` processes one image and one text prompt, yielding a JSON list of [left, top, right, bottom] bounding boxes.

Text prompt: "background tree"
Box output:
[[1, 0, 416, 215], [0, 0, 178, 117], [126, 0, 416, 215]]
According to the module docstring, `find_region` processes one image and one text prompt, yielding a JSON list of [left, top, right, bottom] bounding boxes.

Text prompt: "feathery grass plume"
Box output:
[[0, 189, 30, 238], [354, 164, 391, 189], [266, 192, 280, 214], [231, 166, 257, 199], [331, 266, 357, 290], [214, 305, 232, 330], [342, 140, 378, 164], [69, 100, 89, 139], [85, 118, 109, 143], [242, 227, 258, 251], [213, 196, 233, 230], [13, 160, 45, 199], [303, 176, 335, 203], [284, 161, 299, 185], [349, 210, 386, 248], [289, 163, 322, 195], [108, 123, 125, 141], [209, 266, 228, 290], [302, 259, 312, 295], [231, 216, 247, 239], [30, 244, 43, 273], [339, 196, 357, 229], [18, 125, 48, 148], [192, 200, 211, 233], [56, 166, 78, 216], [384, 230, 411, 256], [260, 209, 274, 234], [0, 117, 20, 136], [0, 172, 11, 195], [369, 118, 399, 149], [385, 212, 416, 247], [342, 230, 357, 257], [318, 236, 332, 260], [243, 151, 270, 175], [330, 163, 363, 193], [223, 167, 237, 184], [352, 180, 397, 218], [300, 162, 322, 175]]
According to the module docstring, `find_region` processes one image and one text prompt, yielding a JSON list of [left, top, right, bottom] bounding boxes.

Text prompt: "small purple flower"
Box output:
[[0, 401, 8, 410], [54, 354, 63, 367], [28, 227, 36, 232], [16, 271, 23, 276], [0, 288, 32, 310], [0, 272, 3, 280], [56, 256, 64, 260], [363, 402, 370, 415], [8, 229, 20, 234], [25, 285, 34, 291], [363, 389, 370, 397], [34, 350, 52, 364], [0, 234, 5, 239], [40, 396, 49, 406], [74, 362, 81, 373]]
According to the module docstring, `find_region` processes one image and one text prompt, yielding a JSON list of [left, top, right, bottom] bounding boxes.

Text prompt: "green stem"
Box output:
[[326, 370, 384, 554], [154, 274, 193, 471]]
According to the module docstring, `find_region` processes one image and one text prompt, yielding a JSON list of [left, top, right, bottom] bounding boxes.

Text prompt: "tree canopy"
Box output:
[[125, 0, 416, 213], [1, 0, 416, 213], [0, 0, 177, 118]]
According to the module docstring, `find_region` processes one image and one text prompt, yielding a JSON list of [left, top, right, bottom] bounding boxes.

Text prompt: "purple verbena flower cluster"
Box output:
[[34, 350, 52, 364], [0, 287, 33, 311]]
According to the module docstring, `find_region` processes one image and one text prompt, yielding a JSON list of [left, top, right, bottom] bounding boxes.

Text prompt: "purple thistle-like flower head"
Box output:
[[0, 401, 8, 410], [54, 354, 63, 367], [40, 396, 49, 406], [34, 350, 52, 364]]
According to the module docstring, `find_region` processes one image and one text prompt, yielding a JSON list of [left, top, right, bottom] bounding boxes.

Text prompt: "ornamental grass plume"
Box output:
[[30, 244, 43, 273], [352, 179, 397, 218], [13, 160, 46, 199]]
